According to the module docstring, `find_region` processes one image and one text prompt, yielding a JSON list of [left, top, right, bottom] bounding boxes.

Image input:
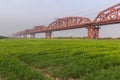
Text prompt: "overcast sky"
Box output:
[[0, 0, 120, 38]]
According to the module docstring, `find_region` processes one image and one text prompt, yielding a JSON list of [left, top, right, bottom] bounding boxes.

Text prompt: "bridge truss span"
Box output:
[[48, 17, 92, 31], [32, 25, 47, 33], [94, 3, 120, 26], [14, 2, 120, 39]]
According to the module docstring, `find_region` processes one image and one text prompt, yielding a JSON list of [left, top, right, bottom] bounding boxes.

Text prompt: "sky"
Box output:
[[0, 0, 120, 38]]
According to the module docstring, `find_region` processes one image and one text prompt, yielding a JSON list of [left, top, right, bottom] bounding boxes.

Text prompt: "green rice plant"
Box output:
[[0, 54, 46, 80], [0, 39, 120, 80]]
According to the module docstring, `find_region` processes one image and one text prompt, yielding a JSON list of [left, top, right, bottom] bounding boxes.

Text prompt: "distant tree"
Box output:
[[0, 36, 9, 39]]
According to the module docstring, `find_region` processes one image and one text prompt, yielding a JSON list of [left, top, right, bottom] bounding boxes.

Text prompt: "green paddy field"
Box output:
[[0, 39, 120, 80]]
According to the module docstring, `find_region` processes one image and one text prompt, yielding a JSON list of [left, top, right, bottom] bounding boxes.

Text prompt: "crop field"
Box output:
[[0, 39, 120, 80]]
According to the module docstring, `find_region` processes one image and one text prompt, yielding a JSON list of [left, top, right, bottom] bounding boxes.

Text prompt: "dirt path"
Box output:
[[28, 66, 78, 80], [30, 66, 78, 80], [11, 55, 78, 80], [12, 56, 57, 80], [0, 76, 5, 80], [19, 60, 78, 80], [24, 63, 78, 80], [0, 77, 2, 80], [31, 67, 56, 80]]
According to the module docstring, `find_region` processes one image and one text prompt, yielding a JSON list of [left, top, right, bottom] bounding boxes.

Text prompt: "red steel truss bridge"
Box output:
[[14, 3, 120, 39]]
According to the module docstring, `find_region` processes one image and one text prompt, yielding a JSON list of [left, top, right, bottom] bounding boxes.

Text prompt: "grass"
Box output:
[[0, 39, 120, 80]]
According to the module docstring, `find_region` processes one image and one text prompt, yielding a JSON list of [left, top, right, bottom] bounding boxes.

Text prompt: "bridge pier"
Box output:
[[30, 33, 35, 38], [23, 34, 27, 38], [18, 35, 22, 38], [45, 31, 52, 38], [87, 26, 94, 39], [94, 27, 100, 39]]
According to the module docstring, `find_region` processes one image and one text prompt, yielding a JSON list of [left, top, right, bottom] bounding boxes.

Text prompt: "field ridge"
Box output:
[[14, 55, 65, 80], [10, 54, 54, 80], [0, 76, 5, 80]]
